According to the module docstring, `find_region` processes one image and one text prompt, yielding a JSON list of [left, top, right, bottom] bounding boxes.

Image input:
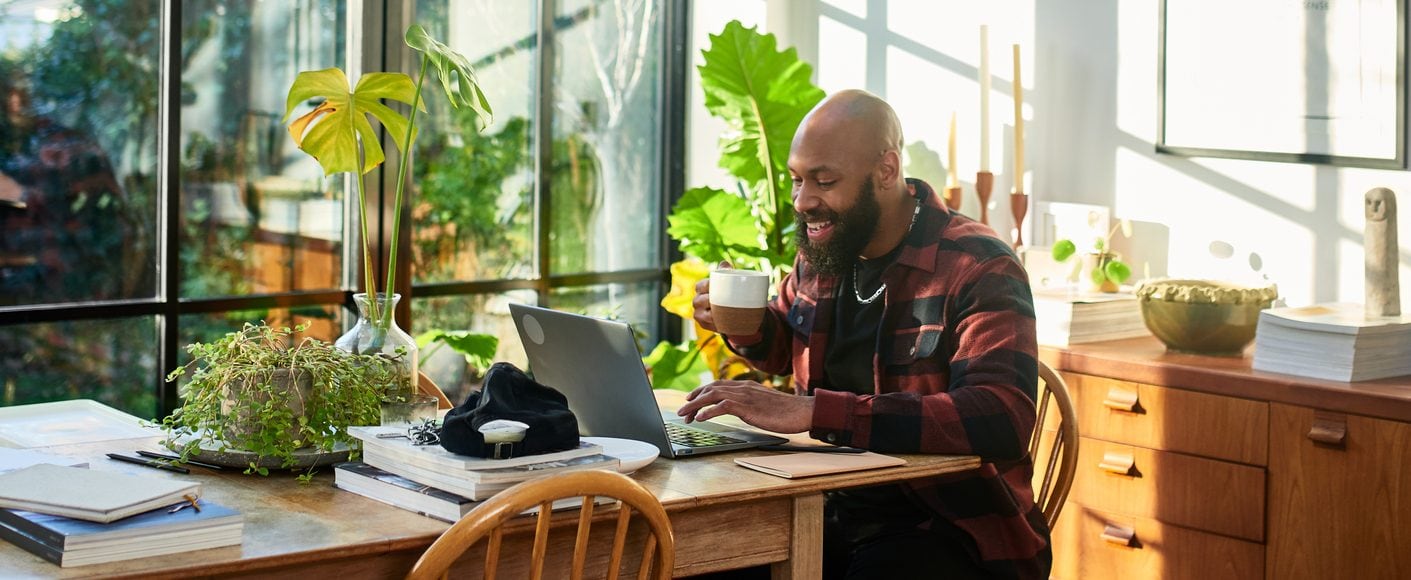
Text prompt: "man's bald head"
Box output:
[[793, 89, 904, 167]]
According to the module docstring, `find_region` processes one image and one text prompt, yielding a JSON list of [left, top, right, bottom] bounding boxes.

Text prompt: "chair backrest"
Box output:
[[405, 469, 675, 580], [416, 371, 455, 410], [1029, 360, 1079, 527]]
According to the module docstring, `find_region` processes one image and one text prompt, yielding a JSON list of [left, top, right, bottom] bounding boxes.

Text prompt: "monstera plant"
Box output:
[[283, 25, 492, 400], [646, 21, 825, 390]]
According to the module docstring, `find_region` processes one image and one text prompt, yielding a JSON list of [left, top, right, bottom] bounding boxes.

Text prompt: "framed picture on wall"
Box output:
[[1157, 0, 1405, 169]]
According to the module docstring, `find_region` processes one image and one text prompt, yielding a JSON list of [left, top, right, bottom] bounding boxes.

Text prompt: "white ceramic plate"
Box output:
[[582, 436, 659, 474]]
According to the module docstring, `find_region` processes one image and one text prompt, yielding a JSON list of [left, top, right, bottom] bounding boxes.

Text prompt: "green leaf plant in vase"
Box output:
[[1050, 218, 1134, 293], [648, 21, 825, 392], [283, 25, 491, 403], [160, 323, 394, 476]]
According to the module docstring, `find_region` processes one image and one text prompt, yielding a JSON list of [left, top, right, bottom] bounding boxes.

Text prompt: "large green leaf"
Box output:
[[667, 187, 765, 264], [698, 21, 825, 195], [416, 330, 499, 371], [283, 68, 419, 176], [405, 24, 493, 131], [643, 340, 712, 392]]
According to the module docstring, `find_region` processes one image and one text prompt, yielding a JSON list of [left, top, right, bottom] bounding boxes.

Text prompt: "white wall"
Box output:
[[690, 0, 1411, 307]]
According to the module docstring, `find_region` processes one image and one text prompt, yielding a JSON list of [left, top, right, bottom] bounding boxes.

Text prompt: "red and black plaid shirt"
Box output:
[[729, 178, 1050, 578]]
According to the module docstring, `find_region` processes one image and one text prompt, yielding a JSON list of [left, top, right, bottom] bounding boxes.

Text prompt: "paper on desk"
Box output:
[[734, 452, 906, 479]]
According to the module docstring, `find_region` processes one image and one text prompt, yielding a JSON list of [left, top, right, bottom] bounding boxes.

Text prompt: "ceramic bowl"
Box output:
[[1135, 279, 1278, 356]]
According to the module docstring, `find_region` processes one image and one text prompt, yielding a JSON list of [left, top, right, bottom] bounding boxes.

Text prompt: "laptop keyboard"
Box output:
[[665, 422, 745, 448]]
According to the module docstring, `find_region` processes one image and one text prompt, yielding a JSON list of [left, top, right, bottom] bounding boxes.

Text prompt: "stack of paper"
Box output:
[[346, 426, 619, 502], [1033, 290, 1150, 346], [333, 462, 609, 522], [1253, 303, 1411, 382]]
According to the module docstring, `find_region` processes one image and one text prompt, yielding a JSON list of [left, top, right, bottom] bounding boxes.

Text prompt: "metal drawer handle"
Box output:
[[1103, 386, 1139, 412], [1101, 524, 1137, 547], [1098, 451, 1136, 476], [1307, 410, 1347, 447]]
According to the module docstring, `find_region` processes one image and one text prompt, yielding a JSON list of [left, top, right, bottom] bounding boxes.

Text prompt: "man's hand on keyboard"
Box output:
[[677, 379, 813, 434]]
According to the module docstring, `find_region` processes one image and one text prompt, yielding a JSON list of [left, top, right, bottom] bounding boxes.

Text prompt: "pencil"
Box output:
[[105, 452, 191, 474]]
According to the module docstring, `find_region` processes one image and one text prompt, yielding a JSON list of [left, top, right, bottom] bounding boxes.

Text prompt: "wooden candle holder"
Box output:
[[974, 171, 994, 224], [1010, 190, 1029, 250], [945, 186, 963, 211]]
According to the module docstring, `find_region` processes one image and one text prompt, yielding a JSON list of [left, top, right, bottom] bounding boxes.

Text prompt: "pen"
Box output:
[[135, 450, 225, 471], [759, 444, 867, 454], [105, 453, 191, 474]]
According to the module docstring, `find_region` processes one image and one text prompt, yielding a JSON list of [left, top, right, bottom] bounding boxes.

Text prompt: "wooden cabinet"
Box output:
[[1267, 404, 1411, 579], [1052, 372, 1268, 578], [1044, 338, 1411, 580]]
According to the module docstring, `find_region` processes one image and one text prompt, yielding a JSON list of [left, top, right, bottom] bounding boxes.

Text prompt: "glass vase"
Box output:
[[336, 292, 418, 403]]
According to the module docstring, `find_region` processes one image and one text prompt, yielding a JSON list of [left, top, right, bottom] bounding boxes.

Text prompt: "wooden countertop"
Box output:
[[1041, 337, 1411, 421]]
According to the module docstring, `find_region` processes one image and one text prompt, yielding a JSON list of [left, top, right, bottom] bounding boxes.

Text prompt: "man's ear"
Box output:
[[875, 148, 902, 189]]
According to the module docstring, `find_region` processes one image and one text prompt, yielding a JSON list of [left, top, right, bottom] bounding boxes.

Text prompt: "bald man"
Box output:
[[679, 90, 1049, 579]]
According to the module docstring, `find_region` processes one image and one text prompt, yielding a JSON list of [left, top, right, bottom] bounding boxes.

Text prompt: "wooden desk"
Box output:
[[0, 438, 978, 579]]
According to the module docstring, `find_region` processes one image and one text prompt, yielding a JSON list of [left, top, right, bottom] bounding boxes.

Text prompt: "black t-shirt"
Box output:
[[823, 244, 901, 394], [822, 244, 926, 543]]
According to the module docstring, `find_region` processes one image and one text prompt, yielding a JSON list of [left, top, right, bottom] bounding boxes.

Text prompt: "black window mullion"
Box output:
[[534, 0, 557, 308], [655, 0, 690, 340], [158, 0, 184, 417]]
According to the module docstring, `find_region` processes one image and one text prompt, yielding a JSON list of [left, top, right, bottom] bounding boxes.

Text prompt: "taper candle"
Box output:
[[1012, 43, 1024, 194], [979, 25, 991, 172], [947, 111, 958, 188]]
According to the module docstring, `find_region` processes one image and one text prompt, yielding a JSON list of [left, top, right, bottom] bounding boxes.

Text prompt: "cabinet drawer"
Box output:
[[1064, 372, 1268, 465], [1051, 506, 1264, 580], [1073, 437, 1265, 542]]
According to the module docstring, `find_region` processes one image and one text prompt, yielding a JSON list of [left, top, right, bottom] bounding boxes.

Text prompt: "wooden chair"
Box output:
[[416, 371, 455, 410], [405, 470, 675, 580], [1030, 360, 1079, 527]]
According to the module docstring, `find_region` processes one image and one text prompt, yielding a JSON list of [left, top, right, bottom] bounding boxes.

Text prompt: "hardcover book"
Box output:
[[347, 426, 601, 474], [361, 448, 619, 501], [0, 464, 200, 523]]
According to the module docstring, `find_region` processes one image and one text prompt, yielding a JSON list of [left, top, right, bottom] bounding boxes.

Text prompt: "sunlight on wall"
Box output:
[[687, 0, 766, 193], [817, 15, 866, 92]]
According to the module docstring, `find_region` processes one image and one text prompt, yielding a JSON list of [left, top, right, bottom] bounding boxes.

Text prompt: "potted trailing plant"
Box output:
[[282, 25, 492, 401], [646, 21, 824, 390], [160, 323, 394, 476], [1050, 218, 1134, 293]]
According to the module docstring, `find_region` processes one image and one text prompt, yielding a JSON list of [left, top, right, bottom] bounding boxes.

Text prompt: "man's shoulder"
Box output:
[[929, 211, 1020, 268]]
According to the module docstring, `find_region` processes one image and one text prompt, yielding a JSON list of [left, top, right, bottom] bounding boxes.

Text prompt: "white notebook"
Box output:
[[0, 464, 200, 523]]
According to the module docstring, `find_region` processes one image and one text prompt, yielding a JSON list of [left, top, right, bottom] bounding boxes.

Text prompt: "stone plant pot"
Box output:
[[218, 368, 314, 449]]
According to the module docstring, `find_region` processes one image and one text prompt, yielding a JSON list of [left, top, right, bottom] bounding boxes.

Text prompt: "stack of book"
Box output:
[[0, 464, 242, 567], [333, 462, 607, 522], [341, 426, 619, 514], [1033, 289, 1150, 346], [1253, 303, 1411, 382]]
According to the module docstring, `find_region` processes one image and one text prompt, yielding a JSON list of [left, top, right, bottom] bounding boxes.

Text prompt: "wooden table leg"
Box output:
[[771, 493, 824, 580]]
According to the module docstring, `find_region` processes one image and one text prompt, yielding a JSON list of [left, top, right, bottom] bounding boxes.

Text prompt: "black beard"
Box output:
[[795, 178, 881, 277]]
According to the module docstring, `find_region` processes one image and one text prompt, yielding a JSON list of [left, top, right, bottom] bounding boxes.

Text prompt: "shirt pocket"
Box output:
[[885, 325, 944, 366], [787, 297, 816, 336]]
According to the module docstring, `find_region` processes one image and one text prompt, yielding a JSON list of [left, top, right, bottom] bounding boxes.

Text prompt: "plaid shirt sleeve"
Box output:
[[809, 252, 1039, 463]]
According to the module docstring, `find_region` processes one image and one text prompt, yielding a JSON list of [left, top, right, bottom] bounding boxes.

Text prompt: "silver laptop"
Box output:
[[509, 303, 788, 458]]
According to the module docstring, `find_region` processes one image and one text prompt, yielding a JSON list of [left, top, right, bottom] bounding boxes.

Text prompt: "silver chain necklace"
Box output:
[[852, 197, 923, 305]]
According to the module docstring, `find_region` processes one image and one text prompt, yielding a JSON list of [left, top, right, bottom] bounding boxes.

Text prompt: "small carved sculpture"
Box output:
[[1365, 187, 1400, 317]]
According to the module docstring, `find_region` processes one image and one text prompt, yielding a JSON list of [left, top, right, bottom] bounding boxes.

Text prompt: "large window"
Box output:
[[0, 0, 685, 418]]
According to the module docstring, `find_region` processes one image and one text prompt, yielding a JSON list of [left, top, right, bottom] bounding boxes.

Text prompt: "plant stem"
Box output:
[[353, 149, 382, 323], [381, 55, 430, 331]]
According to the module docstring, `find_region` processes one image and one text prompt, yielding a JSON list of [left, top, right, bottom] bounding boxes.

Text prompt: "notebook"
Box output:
[[509, 303, 787, 458], [0, 464, 200, 523], [734, 452, 906, 479]]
